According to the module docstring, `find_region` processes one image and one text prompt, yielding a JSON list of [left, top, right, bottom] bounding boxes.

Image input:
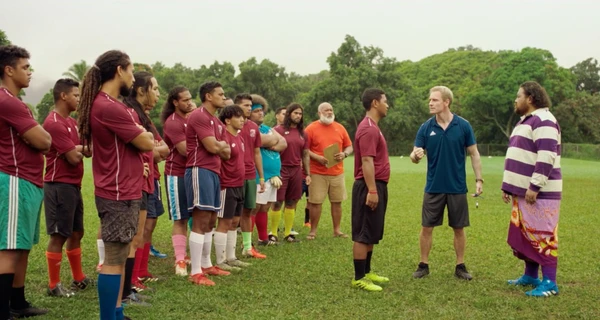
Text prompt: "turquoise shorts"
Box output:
[[0, 171, 43, 250]]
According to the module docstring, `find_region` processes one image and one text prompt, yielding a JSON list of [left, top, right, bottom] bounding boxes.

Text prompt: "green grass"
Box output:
[[23, 157, 600, 319]]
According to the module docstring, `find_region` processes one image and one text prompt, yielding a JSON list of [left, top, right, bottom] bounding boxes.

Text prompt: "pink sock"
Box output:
[[172, 234, 187, 262], [256, 211, 268, 241]]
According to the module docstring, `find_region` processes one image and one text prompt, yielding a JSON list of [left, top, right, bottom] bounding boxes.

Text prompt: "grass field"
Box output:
[[22, 156, 600, 319]]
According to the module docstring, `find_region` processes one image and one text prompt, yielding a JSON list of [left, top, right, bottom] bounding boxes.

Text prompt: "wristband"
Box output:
[[259, 178, 265, 181], [368, 190, 377, 194]]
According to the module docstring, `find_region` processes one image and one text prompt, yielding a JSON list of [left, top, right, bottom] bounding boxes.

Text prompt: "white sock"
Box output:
[[189, 232, 204, 275], [97, 239, 105, 265], [214, 231, 228, 265], [201, 231, 213, 268], [226, 230, 238, 261]]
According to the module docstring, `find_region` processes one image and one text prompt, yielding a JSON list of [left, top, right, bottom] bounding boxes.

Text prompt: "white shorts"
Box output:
[[256, 180, 277, 205]]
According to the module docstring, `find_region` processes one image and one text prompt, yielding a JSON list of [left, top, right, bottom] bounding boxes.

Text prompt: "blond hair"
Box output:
[[430, 86, 454, 107]]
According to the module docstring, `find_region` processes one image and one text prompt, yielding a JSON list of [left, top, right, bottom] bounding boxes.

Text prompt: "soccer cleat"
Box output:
[[189, 273, 215, 286], [257, 239, 278, 246], [47, 283, 75, 298], [202, 266, 231, 276], [525, 279, 559, 297], [216, 263, 241, 272], [96, 264, 103, 272], [71, 277, 96, 291], [289, 229, 299, 236], [351, 278, 383, 292], [412, 263, 430, 279], [175, 260, 188, 276], [242, 247, 267, 259], [185, 255, 191, 265], [508, 275, 542, 287], [122, 293, 151, 307], [227, 259, 251, 268], [10, 302, 49, 318], [138, 274, 159, 283], [455, 264, 473, 281], [149, 245, 167, 258], [284, 235, 301, 243], [365, 272, 390, 284], [268, 234, 279, 243], [132, 280, 153, 293]]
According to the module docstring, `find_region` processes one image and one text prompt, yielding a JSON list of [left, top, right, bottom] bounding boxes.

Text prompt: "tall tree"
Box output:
[[35, 89, 54, 123], [0, 29, 10, 46], [62, 60, 90, 82], [571, 58, 600, 94]]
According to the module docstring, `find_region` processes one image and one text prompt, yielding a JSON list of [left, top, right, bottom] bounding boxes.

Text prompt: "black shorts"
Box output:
[[44, 182, 84, 238], [147, 179, 165, 219], [351, 179, 388, 245], [95, 196, 140, 243], [421, 193, 469, 228], [217, 187, 244, 219]]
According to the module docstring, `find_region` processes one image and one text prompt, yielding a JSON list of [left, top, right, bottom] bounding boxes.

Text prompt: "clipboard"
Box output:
[[323, 143, 341, 168]]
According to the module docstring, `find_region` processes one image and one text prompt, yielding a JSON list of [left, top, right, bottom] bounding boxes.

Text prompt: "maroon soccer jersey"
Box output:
[[220, 131, 245, 188], [90, 92, 145, 200], [354, 116, 390, 183], [240, 120, 262, 180], [151, 125, 162, 181], [274, 126, 308, 167], [0, 88, 45, 187], [43, 111, 83, 186], [163, 112, 187, 177], [185, 107, 225, 174]]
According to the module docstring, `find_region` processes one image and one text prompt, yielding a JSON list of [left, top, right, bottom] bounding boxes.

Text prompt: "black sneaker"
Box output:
[[283, 235, 301, 243], [257, 239, 278, 246], [71, 277, 96, 291], [10, 302, 49, 318], [412, 262, 430, 278], [268, 234, 279, 243], [455, 263, 473, 280], [47, 283, 75, 298]]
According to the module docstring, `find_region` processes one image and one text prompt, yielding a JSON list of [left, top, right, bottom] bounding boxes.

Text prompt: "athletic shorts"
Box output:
[[0, 172, 43, 250], [185, 167, 222, 213], [147, 179, 165, 219], [166, 175, 188, 221], [243, 179, 257, 210], [277, 165, 303, 202], [256, 180, 278, 205], [44, 182, 83, 238], [351, 179, 388, 245], [95, 196, 140, 244], [422, 193, 469, 228], [308, 173, 347, 204], [217, 187, 244, 219]]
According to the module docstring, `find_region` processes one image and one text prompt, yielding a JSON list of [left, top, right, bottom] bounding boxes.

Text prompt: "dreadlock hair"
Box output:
[[52, 78, 79, 103], [219, 105, 245, 124], [77, 50, 131, 150], [283, 103, 305, 137], [161, 86, 189, 124], [520, 81, 552, 109], [123, 71, 153, 131], [0, 45, 30, 79]]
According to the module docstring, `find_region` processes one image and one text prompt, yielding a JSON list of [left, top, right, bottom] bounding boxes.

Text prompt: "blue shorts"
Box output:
[[147, 179, 165, 219], [185, 167, 222, 213], [166, 175, 188, 221]]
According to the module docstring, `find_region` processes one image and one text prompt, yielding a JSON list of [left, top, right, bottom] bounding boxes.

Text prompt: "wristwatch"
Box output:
[[475, 178, 484, 183]]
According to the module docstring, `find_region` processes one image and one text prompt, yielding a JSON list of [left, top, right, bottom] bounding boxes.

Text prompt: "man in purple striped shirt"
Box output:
[[502, 81, 562, 297]]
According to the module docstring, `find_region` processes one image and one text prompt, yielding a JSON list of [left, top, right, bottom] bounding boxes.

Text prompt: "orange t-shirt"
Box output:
[[305, 120, 352, 176]]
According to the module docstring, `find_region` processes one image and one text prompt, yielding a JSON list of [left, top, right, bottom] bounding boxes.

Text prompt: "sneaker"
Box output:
[[455, 263, 473, 280], [138, 274, 159, 283], [227, 259, 251, 268], [284, 235, 301, 243], [525, 279, 559, 297], [149, 245, 167, 258], [216, 263, 241, 272], [47, 283, 75, 298], [175, 260, 188, 276], [351, 278, 383, 292], [96, 263, 103, 272], [122, 293, 151, 307], [132, 280, 153, 293], [202, 266, 231, 276], [189, 273, 215, 286], [268, 234, 279, 243], [71, 277, 96, 291], [242, 247, 267, 259], [412, 263, 430, 278], [10, 302, 49, 318], [184, 255, 191, 265], [133, 292, 151, 301], [290, 229, 299, 236], [365, 272, 390, 284], [304, 222, 311, 228], [257, 239, 278, 246], [508, 275, 542, 287]]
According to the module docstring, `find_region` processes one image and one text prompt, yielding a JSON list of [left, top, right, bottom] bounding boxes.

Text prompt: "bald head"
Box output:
[[318, 102, 335, 125]]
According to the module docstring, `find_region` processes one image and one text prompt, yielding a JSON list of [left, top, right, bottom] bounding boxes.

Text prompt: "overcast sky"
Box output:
[[2, 0, 598, 105]]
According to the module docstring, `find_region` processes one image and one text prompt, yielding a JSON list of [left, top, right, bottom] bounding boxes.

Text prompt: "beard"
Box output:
[[120, 83, 132, 97], [320, 114, 335, 125]]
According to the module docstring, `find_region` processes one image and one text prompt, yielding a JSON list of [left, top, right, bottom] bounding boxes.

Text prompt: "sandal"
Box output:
[[306, 234, 316, 240], [334, 233, 349, 238]]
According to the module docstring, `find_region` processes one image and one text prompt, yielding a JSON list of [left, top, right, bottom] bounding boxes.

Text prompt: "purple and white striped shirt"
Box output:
[[502, 108, 562, 200]]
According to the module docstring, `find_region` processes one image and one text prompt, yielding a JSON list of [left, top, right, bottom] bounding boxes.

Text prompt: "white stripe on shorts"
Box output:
[[167, 175, 182, 221], [8, 175, 18, 249], [217, 189, 227, 218]]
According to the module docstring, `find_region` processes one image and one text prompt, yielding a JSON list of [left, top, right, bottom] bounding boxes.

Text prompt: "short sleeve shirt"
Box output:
[[185, 107, 225, 174], [353, 117, 390, 182], [274, 126, 308, 167], [43, 111, 83, 186], [163, 113, 188, 177]]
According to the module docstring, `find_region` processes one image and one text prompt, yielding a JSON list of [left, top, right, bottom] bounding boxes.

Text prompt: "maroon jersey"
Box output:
[[274, 126, 308, 167], [354, 116, 390, 183], [185, 107, 225, 174], [43, 111, 83, 186], [240, 120, 261, 180], [163, 112, 187, 177], [220, 131, 245, 188]]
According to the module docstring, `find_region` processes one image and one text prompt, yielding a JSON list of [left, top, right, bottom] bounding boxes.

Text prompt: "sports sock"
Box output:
[[139, 243, 151, 277], [269, 208, 282, 235], [201, 231, 213, 268], [214, 231, 227, 265], [131, 249, 143, 283], [189, 232, 204, 275], [0, 273, 15, 319], [353, 260, 366, 281], [542, 265, 557, 282], [172, 234, 187, 262], [98, 273, 120, 320], [226, 231, 238, 261], [283, 207, 296, 236], [122, 258, 135, 299], [66, 248, 86, 282], [46, 251, 62, 288], [256, 211, 268, 241], [524, 260, 539, 279], [242, 232, 252, 252], [365, 251, 373, 274]]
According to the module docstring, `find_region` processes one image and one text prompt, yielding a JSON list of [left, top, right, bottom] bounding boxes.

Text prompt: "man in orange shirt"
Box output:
[[305, 102, 353, 240]]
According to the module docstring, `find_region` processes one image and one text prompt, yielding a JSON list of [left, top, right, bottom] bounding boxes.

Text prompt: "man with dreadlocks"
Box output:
[[0, 45, 51, 319], [78, 50, 155, 320], [161, 86, 195, 276]]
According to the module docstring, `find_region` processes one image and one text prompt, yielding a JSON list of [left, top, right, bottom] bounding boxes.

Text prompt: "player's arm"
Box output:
[[362, 156, 379, 210], [260, 133, 278, 148], [255, 147, 264, 180], [21, 125, 52, 154], [153, 140, 170, 162], [201, 136, 230, 158], [270, 130, 287, 152], [174, 141, 187, 156], [64, 147, 84, 166], [410, 146, 425, 164], [130, 131, 155, 152]]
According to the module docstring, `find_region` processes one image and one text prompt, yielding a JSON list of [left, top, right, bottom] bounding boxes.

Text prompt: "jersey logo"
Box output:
[[218, 126, 223, 135], [430, 131, 436, 136], [68, 127, 72, 133], [285, 131, 289, 135], [250, 129, 256, 138], [184, 124, 188, 128], [232, 143, 236, 148], [210, 120, 214, 126]]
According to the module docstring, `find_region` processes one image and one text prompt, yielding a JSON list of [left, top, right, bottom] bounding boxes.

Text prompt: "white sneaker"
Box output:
[[227, 259, 251, 268], [290, 230, 299, 236], [217, 263, 241, 272], [175, 260, 188, 276]]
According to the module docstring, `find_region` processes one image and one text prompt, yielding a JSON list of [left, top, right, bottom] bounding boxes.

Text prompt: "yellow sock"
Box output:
[[269, 209, 282, 236], [284, 207, 296, 236]]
